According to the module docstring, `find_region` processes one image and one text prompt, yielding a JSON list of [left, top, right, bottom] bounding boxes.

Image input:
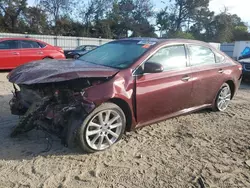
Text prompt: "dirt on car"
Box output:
[[0, 72, 249, 188]]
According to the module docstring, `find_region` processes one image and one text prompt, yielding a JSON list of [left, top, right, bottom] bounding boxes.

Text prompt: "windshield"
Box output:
[[75, 45, 86, 50], [79, 40, 154, 69]]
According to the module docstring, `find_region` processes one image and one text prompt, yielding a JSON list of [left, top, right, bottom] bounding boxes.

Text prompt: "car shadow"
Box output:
[[0, 70, 11, 73], [240, 80, 250, 90]]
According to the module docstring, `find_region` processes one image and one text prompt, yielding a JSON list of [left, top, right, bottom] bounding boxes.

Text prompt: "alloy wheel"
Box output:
[[85, 110, 123, 150], [216, 85, 231, 111]]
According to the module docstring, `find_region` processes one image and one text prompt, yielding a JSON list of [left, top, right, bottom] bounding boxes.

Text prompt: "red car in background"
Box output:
[[0, 38, 65, 69]]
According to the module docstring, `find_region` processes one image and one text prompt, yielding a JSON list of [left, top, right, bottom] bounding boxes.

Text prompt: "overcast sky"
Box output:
[[27, 0, 250, 24]]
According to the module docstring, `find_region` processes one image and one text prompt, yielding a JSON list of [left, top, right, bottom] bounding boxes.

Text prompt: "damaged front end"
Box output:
[[9, 78, 101, 148]]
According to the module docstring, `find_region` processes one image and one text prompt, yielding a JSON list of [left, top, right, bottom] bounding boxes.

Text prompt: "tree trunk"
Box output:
[[176, 1, 183, 31]]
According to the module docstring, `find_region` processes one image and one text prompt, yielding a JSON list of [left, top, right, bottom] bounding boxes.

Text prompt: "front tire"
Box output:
[[77, 102, 126, 153], [214, 83, 232, 111]]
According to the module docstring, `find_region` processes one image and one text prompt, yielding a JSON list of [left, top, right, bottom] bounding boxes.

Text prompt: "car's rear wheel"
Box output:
[[77, 102, 126, 153], [215, 83, 232, 111]]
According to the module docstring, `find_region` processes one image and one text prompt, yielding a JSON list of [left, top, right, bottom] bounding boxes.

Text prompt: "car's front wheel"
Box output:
[[215, 83, 232, 111], [77, 102, 126, 153]]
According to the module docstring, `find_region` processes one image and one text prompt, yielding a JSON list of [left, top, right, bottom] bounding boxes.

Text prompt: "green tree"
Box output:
[[131, 0, 155, 37], [233, 25, 250, 41], [107, 0, 155, 38], [167, 31, 195, 39], [0, 0, 27, 32], [38, 0, 72, 35], [23, 7, 49, 34], [156, 0, 210, 37], [170, 0, 210, 31], [189, 8, 215, 41], [80, 0, 114, 37], [212, 11, 249, 42]]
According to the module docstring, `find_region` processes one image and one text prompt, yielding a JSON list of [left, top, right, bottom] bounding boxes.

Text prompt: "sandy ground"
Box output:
[[0, 72, 250, 188]]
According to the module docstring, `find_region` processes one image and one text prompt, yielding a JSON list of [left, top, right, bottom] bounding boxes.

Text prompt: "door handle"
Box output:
[[218, 69, 224, 73], [181, 75, 191, 82], [12, 52, 19, 55], [37, 51, 43, 54]]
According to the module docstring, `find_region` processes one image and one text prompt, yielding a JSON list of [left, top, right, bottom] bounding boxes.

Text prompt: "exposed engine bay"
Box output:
[[9, 78, 107, 148]]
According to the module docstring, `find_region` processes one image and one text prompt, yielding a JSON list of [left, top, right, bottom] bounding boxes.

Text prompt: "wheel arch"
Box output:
[[225, 80, 236, 99], [43, 56, 53, 59], [108, 98, 133, 131]]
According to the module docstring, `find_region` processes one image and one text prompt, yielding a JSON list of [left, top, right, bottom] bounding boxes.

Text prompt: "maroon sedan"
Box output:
[[8, 38, 242, 153]]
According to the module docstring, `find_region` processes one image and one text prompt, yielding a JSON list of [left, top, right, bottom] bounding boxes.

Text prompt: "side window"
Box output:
[[214, 51, 225, 63], [147, 45, 187, 71], [0, 40, 18, 50], [38, 42, 46, 48], [20, 40, 40, 49], [90, 46, 97, 50], [188, 45, 216, 66], [85, 46, 92, 51]]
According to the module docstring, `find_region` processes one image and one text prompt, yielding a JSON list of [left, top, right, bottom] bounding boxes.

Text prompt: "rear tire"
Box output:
[[214, 83, 232, 112], [77, 102, 126, 153]]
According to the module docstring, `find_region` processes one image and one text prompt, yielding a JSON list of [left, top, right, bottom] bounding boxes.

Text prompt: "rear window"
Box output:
[[79, 40, 156, 69], [188, 45, 216, 66], [85, 46, 96, 51], [214, 51, 225, 63], [38, 42, 47, 48], [20, 40, 41, 49]]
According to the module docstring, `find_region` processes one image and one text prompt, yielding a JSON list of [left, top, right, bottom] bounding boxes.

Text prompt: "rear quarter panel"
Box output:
[[42, 45, 65, 59], [213, 58, 242, 100]]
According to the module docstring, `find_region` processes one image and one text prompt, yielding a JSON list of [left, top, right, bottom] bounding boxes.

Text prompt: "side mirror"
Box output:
[[144, 62, 164, 73]]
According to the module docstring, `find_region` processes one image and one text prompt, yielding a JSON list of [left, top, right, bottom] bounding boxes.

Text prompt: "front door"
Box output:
[[135, 45, 193, 125]]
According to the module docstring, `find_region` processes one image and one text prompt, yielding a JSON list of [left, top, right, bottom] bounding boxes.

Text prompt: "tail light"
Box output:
[[56, 47, 64, 54], [238, 64, 243, 71], [59, 49, 64, 54]]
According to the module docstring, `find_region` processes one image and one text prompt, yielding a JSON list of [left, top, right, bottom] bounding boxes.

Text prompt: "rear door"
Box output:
[[135, 44, 194, 125], [0, 40, 20, 69], [18, 40, 44, 65], [187, 44, 228, 106]]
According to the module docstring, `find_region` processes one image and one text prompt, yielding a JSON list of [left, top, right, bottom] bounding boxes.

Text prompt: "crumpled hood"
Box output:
[[8, 59, 119, 85]]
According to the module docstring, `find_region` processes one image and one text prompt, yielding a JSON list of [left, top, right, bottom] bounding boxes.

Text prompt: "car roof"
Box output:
[[0, 37, 48, 44], [117, 37, 211, 47]]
